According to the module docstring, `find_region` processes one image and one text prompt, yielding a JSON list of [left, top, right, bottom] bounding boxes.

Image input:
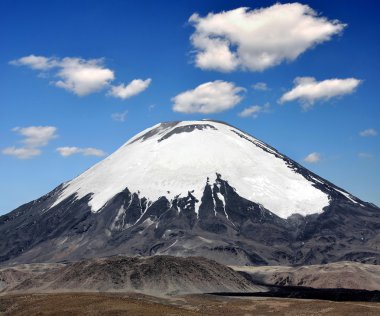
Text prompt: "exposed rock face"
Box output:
[[1, 120, 379, 266]]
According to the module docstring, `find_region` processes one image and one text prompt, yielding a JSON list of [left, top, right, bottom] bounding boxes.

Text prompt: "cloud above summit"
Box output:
[[109, 79, 151, 100], [189, 3, 345, 72], [238, 103, 271, 119], [10, 55, 150, 99], [172, 80, 244, 114]]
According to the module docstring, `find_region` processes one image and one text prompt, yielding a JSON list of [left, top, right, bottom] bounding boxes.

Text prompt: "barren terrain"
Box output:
[[231, 261, 380, 290], [2, 256, 380, 315], [1, 292, 380, 316]]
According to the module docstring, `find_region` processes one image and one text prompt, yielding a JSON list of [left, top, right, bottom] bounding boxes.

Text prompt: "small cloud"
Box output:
[[279, 77, 361, 110], [304, 152, 321, 164], [2, 147, 41, 159], [56, 146, 106, 157], [148, 104, 156, 111], [189, 4, 345, 72], [108, 79, 151, 100], [358, 152, 373, 159], [238, 103, 271, 119], [172, 80, 244, 114], [359, 128, 377, 137], [10, 54, 57, 70], [252, 82, 269, 91], [12, 126, 58, 147], [111, 110, 128, 122], [10, 55, 151, 99], [2, 126, 58, 159]]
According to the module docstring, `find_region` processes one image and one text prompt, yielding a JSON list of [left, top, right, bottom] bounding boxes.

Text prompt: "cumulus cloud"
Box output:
[[303, 152, 321, 163], [54, 58, 115, 96], [10, 55, 151, 98], [359, 128, 377, 137], [56, 146, 106, 157], [2, 147, 41, 159], [279, 77, 361, 109], [109, 78, 151, 100], [238, 103, 270, 119], [252, 82, 269, 91], [172, 80, 244, 114], [358, 152, 373, 159], [2, 126, 58, 159], [111, 110, 128, 122], [189, 3, 345, 72]]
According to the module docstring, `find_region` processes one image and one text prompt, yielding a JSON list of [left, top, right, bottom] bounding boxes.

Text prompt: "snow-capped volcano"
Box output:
[[54, 120, 331, 218], [1, 120, 379, 266]]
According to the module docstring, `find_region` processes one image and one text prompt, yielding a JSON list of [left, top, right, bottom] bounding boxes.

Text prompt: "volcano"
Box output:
[[1, 120, 379, 266]]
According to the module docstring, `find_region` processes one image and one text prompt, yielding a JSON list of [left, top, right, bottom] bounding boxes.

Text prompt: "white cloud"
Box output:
[[358, 152, 373, 159], [359, 128, 377, 137], [189, 4, 345, 72], [109, 78, 151, 100], [2, 126, 58, 159], [172, 80, 244, 114], [54, 58, 115, 96], [10, 54, 57, 70], [111, 110, 128, 122], [279, 77, 361, 109], [252, 82, 269, 91], [238, 103, 270, 119], [303, 152, 321, 163], [2, 147, 41, 159], [12, 126, 57, 147], [10, 55, 151, 98], [190, 35, 239, 72], [56, 147, 106, 157]]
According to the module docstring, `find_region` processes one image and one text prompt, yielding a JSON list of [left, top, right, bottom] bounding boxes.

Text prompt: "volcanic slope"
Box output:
[[1, 120, 379, 266]]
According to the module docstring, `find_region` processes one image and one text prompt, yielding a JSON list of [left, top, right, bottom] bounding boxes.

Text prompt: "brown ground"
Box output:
[[1, 292, 380, 316]]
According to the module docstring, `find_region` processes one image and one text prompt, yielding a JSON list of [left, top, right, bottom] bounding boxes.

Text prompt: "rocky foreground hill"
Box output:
[[0, 255, 263, 295]]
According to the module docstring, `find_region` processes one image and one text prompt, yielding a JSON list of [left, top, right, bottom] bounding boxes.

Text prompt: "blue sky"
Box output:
[[0, 0, 379, 214]]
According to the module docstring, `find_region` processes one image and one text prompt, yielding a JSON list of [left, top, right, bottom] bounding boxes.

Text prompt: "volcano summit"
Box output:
[[1, 120, 379, 266]]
